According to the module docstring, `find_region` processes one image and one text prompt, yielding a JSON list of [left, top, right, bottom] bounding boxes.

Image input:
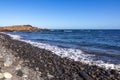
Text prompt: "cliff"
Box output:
[[0, 25, 40, 32]]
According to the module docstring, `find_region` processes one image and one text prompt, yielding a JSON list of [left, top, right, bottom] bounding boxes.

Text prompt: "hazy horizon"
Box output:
[[0, 0, 120, 29]]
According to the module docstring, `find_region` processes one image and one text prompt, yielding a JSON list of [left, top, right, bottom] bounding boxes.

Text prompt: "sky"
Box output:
[[0, 0, 120, 29]]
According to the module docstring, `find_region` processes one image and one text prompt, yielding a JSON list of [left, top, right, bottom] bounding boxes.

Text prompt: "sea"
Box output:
[[5, 29, 120, 70]]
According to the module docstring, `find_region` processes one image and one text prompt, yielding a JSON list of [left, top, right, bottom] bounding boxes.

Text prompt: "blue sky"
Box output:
[[0, 0, 120, 29]]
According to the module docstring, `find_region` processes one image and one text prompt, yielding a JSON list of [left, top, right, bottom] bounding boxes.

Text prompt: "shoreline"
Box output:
[[0, 33, 120, 80], [0, 41, 44, 80], [6, 32, 120, 71]]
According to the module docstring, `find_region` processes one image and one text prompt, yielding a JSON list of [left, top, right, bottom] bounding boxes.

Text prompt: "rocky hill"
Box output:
[[0, 25, 40, 32]]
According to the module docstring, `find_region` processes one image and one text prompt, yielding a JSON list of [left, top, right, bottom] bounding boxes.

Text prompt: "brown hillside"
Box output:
[[0, 25, 40, 32]]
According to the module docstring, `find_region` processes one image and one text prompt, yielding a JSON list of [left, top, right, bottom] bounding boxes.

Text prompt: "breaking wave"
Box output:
[[6, 33, 120, 71]]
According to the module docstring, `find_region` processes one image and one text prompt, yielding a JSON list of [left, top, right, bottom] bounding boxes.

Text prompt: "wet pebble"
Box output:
[[3, 72, 12, 79]]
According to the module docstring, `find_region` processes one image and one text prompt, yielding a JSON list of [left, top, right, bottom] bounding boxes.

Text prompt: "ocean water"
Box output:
[[5, 29, 120, 70]]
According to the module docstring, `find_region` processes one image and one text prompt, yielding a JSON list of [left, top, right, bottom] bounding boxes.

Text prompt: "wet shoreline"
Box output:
[[0, 33, 120, 80]]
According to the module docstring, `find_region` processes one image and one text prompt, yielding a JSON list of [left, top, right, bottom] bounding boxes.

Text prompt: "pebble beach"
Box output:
[[0, 33, 120, 80]]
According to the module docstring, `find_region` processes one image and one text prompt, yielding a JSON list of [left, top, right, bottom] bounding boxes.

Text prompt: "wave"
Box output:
[[6, 33, 22, 40], [64, 30, 73, 32], [6, 33, 120, 71], [33, 38, 120, 55]]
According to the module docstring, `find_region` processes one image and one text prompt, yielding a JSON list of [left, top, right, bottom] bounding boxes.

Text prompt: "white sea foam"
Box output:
[[6, 34, 22, 40], [7, 34, 120, 71]]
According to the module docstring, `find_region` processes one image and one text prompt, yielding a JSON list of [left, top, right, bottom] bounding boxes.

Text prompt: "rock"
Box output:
[[79, 71, 94, 80], [16, 70, 23, 77], [0, 58, 4, 67], [4, 55, 14, 67], [110, 70, 117, 74], [4, 63, 10, 67], [15, 64, 21, 70], [47, 73, 54, 79], [23, 74, 28, 78], [80, 67, 85, 71], [91, 75, 96, 78], [36, 67, 39, 71], [0, 73, 4, 79], [3, 72, 12, 79]]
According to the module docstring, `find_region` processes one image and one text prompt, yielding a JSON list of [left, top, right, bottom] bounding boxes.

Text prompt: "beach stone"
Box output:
[[22, 67, 29, 75], [0, 73, 4, 79], [0, 58, 4, 62], [110, 70, 117, 74], [16, 70, 23, 77], [79, 71, 94, 80], [15, 64, 21, 70], [0, 58, 4, 67], [47, 73, 54, 79], [3, 72, 12, 79], [36, 67, 39, 71], [80, 67, 85, 71], [4, 55, 14, 67], [91, 75, 96, 78], [23, 74, 28, 78], [4, 63, 10, 67]]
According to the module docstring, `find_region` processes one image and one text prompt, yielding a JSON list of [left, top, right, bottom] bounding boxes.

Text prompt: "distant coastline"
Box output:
[[0, 25, 41, 32]]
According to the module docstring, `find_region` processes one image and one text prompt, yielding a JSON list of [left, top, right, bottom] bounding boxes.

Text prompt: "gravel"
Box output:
[[0, 33, 120, 80]]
